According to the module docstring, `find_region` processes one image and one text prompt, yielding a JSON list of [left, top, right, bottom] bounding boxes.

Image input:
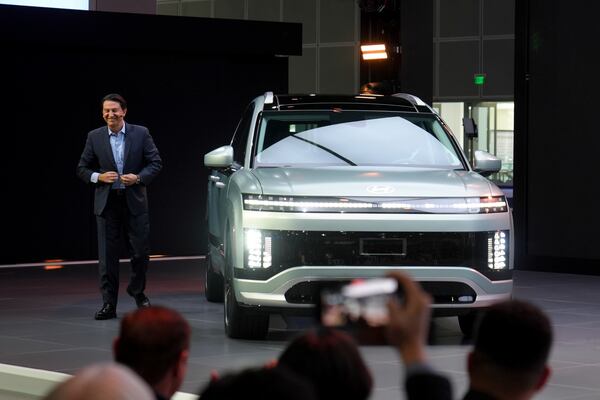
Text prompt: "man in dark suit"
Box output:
[[386, 272, 553, 400], [77, 93, 162, 320]]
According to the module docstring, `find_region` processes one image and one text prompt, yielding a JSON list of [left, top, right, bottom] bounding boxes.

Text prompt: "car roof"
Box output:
[[268, 94, 433, 113]]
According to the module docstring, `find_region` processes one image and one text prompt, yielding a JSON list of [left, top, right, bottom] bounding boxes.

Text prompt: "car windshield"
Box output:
[[254, 111, 465, 169]]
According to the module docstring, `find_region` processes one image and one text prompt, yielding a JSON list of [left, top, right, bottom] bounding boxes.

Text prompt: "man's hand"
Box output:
[[386, 271, 432, 365], [99, 171, 119, 184], [120, 174, 139, 186]]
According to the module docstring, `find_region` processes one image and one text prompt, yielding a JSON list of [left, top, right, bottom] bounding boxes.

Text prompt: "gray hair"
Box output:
[[44, 363, 154, 400]]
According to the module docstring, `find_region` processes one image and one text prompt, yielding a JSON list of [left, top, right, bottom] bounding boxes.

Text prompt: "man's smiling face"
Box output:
[[103, 100, 127, 132]]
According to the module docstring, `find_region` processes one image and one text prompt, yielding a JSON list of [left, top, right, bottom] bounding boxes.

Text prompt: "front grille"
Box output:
[[284, 280, 477, 305], [234, 230, 511, 281]]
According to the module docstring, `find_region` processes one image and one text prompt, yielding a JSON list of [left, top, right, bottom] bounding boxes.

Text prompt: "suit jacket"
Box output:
[[462, 389, 497, 400], [406, 372, 498, 400], [405, 371, 453, 400], [77, 123, 162, 216]]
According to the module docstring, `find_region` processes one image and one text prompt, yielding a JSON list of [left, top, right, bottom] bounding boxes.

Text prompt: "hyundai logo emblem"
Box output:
[[366, 185, 395, 195]]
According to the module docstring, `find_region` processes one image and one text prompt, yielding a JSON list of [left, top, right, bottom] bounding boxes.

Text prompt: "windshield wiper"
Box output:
[[290, 134, 357, 166]]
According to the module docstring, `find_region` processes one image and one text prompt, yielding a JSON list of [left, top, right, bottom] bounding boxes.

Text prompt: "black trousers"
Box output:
[[96, 190, 150, 306]]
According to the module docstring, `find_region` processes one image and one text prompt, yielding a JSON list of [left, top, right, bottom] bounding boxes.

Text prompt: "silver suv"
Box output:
[[204, 92, 513, 339]]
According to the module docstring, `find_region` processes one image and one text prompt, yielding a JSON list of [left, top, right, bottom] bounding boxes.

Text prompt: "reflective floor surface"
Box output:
[[2, 260, 600, 399]]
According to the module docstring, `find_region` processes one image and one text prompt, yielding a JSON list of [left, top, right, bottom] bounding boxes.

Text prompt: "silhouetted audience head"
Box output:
[[360, 81, 394, 95], [114, 306, 191, 399], [469, 299, 553, 398], [44, 363, 153, 400], [278, 327, 373, 400], [198, 366, 316, 400]]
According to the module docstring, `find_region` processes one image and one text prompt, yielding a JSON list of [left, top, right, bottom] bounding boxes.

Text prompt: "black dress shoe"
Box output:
[[134, 294, 151, 308], [95, 303, 116, 320], [127, 288, 151, 308]]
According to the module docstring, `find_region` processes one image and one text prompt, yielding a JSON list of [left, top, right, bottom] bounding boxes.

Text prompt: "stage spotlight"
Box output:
[[43, 260, 65, 270], [361, 44, 388, 60]]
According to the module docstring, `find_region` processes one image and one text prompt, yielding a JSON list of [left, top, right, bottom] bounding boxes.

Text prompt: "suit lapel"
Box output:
[[123, 123, 132, 168]]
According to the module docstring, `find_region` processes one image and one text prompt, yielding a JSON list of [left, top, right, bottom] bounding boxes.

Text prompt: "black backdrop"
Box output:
[[514, 0, 600, 272], [0, 5, 300, 264]]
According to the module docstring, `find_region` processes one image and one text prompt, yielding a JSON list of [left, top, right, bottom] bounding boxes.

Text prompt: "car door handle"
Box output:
[[209, 175, 221, 182], [215, 182, 225, 188]]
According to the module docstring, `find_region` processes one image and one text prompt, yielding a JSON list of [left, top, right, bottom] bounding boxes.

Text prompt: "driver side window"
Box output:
[[231, 103, 255, 167]]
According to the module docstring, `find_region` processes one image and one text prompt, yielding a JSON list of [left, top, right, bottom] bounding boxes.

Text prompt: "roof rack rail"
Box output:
[[264, 91, 274, 104], [391, 93, 426, 105], [391, 93, 434, 113]]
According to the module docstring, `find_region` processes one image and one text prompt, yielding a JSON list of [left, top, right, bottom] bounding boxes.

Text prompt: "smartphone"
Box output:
[[317, 277, 404, 344]]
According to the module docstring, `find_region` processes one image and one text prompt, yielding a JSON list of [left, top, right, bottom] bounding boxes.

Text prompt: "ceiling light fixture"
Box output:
[[361, 44, 388, 60]]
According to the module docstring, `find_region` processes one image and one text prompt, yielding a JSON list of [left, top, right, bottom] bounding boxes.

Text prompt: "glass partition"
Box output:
[[433, 101, 514, 187]]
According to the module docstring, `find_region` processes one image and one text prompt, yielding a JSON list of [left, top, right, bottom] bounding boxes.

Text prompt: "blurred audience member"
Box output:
[[360, 80, 394, 95], [385, 272, 452, 400], [386, 271, 553, 400], [114, 306, 191, 400], [278, 327, 372, 400], [44, 363, 153, 400], [198, 366, 316, 400], [466, 300, 552, 400]]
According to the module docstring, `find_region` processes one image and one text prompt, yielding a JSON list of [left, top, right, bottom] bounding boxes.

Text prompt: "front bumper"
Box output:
[[234, 266, 512, 311]]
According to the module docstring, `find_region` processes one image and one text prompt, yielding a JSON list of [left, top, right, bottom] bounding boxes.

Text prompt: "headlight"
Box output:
[[244, 229, 272, 269], [488, 230, 509, 270], [243, 194, 507, 214]]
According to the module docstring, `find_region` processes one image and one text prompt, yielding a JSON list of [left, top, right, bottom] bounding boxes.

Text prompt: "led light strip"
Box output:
[[245, 199, 506, 210], [244, 199, 374, 209], [381, 201, 506, 209]]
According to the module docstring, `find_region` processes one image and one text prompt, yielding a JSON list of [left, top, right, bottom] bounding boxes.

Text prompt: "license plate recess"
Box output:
[[359, 237, 407, 256]]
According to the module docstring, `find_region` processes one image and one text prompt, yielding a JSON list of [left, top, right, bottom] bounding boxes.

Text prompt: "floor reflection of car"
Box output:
[[204, 92, 513, 339]]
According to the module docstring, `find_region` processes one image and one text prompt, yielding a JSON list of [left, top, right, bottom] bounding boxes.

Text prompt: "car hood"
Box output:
[[250, 167, 500, 198]]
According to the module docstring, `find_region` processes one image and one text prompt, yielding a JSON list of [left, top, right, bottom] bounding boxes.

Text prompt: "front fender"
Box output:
[[224, 170, 262, 279]]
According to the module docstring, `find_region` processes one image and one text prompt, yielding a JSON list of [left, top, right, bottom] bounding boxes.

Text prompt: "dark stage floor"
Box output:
[[2, 260, 600, 399]]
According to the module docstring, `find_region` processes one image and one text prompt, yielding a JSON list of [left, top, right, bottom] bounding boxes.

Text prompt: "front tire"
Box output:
[[458, 311, 479, 337], [205, 254, 224, 303], [224, 279, 269, 339]]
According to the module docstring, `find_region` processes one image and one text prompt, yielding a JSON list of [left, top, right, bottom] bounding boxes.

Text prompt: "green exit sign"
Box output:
[[474, 73, 486, 85]]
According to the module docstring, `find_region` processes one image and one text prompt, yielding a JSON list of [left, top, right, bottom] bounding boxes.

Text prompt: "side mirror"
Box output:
[[463, 117, 478, 138], [204, 145, 233, 168], [473, 150, 501, 177]]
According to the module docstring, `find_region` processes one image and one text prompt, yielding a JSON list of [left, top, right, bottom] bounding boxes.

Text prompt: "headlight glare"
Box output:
[[488, 230, 509, 270], [244, 229, 272, 269]]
